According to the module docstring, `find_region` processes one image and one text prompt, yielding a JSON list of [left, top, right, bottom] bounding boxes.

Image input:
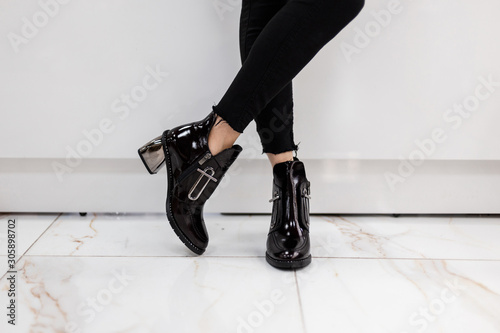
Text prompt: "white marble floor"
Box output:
[[1, 213, 500, 333]]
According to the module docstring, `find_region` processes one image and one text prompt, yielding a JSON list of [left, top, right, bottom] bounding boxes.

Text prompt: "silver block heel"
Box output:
[[138, 135, 165, 174]]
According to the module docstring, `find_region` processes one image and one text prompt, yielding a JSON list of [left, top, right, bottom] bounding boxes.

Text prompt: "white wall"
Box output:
[[1, 0, 500, 213]]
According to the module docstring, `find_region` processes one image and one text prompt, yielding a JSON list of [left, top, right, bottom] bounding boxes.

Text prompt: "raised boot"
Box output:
[[266, 158, 311, 269], [138, 111, 242, 254]]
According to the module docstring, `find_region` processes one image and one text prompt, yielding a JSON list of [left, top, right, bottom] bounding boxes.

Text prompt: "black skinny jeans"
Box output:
[[213, 0, 364, 154]]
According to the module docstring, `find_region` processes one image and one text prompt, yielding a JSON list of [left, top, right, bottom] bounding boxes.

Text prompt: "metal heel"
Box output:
[[138, 135, 165, 174]]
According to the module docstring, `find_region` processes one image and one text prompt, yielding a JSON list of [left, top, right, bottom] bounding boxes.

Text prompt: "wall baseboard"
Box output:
[[1, 158, 499, 214]]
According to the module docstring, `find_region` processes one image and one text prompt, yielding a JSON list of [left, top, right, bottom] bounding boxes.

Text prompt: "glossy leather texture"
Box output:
[[266, 158, 311, 269], [163, 111, 242, 255]]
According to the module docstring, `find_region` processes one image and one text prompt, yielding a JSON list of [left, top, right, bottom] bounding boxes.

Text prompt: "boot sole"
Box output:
[[163, 130, 206, 255], [265, 252, 312, 269]]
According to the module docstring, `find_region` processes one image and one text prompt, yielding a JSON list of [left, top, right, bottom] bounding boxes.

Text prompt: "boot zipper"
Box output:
[[269, 190, 280, 202], [177, 152, 212, 184], [302, 187, 311, 199], [198, 152, 212, 165]]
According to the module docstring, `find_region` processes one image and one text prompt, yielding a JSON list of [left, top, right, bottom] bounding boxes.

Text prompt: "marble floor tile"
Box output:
[[27, 213, 500, 262], [1, 213, 499, 333], [26, 212, 186, 257], [0, 213, 59, 276], [26, 213, 271, 257], [311, 215, 500, 260], [0, 256, 303, 333], [296, 258, 500, 333]]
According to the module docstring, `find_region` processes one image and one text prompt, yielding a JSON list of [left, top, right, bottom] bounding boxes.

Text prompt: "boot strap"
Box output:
[[187, 167, 218, 201]]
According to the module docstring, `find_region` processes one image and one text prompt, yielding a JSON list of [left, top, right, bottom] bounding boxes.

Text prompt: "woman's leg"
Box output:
[[238, 0, 297, 160], [210, 0, 365, 154], [144, 0, 364, 258], [209, 0, 295, 159]]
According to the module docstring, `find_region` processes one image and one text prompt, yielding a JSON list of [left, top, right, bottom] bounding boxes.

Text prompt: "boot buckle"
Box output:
[[188, 167, 218, 201]]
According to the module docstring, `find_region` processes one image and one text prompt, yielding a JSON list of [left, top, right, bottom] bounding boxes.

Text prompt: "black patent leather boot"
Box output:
[[266, 158, 311, 269], [138, 111, 242, 254]]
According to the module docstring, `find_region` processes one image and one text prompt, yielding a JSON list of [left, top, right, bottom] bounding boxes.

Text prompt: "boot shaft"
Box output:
[[270, 159, 310, 231]]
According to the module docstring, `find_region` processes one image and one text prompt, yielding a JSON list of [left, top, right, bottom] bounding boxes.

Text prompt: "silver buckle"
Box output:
[[188, 167, 218, 201]]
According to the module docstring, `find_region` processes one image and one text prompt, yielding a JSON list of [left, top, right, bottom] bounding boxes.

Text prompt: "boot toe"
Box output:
[[170, 205, 209, 255], [276, 250, 303, 260]]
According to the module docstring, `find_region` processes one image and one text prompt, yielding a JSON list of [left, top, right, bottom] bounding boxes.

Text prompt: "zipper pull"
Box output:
[[269, 190, 280, 202], [198, 152, 212, 165]]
